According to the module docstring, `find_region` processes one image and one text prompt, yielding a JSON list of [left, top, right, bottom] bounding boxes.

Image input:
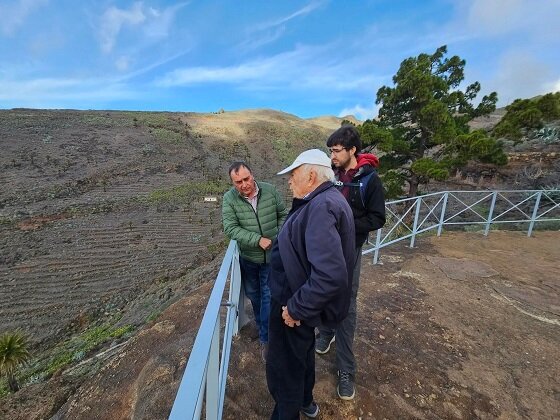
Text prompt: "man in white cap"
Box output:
[[266, 149, 356, 419]]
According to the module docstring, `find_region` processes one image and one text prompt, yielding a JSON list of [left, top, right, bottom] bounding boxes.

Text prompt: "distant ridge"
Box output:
[[307, 114, 362, 130]]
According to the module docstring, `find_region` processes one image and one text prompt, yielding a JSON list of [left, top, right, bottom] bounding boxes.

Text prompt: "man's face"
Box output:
[[329, 144, 354, 169], [230, 166, 256, 197], [288, 166, 310, 199]]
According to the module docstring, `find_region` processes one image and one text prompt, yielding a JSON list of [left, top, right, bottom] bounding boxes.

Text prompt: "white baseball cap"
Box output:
[[277, 149, 332, 175]]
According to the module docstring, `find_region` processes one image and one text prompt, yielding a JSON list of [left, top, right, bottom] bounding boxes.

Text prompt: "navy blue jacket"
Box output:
[[268, 182, 356, 328]]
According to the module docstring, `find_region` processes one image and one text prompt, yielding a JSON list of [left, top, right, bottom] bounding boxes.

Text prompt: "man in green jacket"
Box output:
[[222, 161, 288, 361]]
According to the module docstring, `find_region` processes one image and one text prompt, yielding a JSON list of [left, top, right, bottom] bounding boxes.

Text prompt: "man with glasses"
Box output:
[[316, 125, 386, 400], [222, 161, 288, 363]]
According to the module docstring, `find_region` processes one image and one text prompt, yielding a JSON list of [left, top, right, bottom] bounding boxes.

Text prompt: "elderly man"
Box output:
[[222, 161, 288, 361], [266, 149, 355, 419]]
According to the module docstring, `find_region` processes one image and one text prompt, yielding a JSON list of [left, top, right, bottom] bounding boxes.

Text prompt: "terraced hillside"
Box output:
[[0, 109, 340, 379]]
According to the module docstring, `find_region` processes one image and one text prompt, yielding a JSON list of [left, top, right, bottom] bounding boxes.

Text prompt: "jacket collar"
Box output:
[[233, 181, 260, 199], [290, 181, 334, 213]]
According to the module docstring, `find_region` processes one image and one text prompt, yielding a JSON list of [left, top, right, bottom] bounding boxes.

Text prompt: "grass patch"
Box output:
[[206, 238, 228, 257], [0, 380, 9, 398], [79, 114, 117, 127], [150, 127, 184, 144], [145, 181, 228, 206], [146, 310, 162, 323], [20, 323, 134, 386], [532, 220, 560, 231], [0, 216, 14, 226]]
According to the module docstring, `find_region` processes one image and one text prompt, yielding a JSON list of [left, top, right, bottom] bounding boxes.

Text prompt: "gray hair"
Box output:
[[299, 164, 335, 183]]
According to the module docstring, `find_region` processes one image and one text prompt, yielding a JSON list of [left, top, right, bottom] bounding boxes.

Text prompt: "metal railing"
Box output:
[[364, 189, 560, 263], [168, 240, 248, 420], [168, 189, 559, 419]]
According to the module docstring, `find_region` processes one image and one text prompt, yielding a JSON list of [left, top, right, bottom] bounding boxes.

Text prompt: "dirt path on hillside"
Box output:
[[225, 231, 559, 419]]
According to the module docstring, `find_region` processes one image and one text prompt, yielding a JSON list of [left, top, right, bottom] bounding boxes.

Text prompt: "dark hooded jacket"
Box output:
[[268, 182, 356, 328], [335, 153, 386, 246]]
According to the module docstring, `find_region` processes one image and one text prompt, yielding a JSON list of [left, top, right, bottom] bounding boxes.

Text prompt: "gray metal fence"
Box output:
[[364, 189, 560, 263], [168, 189, 559, 419]]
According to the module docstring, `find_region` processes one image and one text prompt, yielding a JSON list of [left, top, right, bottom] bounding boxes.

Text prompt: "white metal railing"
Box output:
[[168, 240, 248, 420], [364, 189, 560, 263], [168, 189, 559, 419]]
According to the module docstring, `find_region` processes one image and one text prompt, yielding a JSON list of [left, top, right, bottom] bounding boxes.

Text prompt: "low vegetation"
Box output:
[[492, 92, 560, 143], [0, 323, 133, 397], [145, 180, 229, 206], [0, 331, 31, 393]]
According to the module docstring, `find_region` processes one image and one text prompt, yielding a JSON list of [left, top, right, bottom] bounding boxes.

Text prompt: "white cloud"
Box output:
[[543, 78, 560, 94], [0, 77, 139, 105], [238, 0, 326, 52], [465, 0, 524, 35], [236, 25, 286, 53], [115, 56, 130, 72], [156, 44, 383, 93], [143, 2, 188, 39], [252, 0, 325, 32], [338, 103, 379, 121], [456, 0, 560, 40], [116, 49, 192, 82], [98, 2, 188, 54], [492, 50, 554, 104], [99, 2, 146, 53], [0, 0, 48, 36]]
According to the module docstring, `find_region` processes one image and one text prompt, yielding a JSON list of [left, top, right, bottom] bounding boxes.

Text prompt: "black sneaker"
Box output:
[[301, 401, 319, 418], [315, 334, 335, 354], [337, 370, 355, 400]]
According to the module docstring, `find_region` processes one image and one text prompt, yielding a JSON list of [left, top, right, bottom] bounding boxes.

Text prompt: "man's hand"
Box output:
[[259, 237, 272, 250], [282, 306, 301, 328]]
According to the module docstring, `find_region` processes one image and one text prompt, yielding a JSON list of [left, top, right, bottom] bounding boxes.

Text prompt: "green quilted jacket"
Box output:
[[222, 182, 288, 263]]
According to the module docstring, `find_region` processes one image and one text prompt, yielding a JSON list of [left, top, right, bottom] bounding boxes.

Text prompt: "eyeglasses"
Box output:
[[328, 147, 347, 154]]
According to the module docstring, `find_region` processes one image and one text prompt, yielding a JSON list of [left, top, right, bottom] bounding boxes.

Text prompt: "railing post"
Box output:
[[410, 197, 422, 248], [484, 191, 498, 236], [527, 191, 542, 237], [206, 318, 220, 419], [437, 192, 448, 236], [373, 229, 382, 264], [230, 247, 246, 335]]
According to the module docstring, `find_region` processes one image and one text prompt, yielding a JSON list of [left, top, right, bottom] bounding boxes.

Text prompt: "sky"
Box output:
[[0, 0, 559, 120]]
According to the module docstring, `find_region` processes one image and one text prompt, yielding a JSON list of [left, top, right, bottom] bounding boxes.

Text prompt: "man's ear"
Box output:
[[308, 169, 316, 184]]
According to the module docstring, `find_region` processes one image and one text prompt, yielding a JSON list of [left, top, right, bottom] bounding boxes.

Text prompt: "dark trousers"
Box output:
[[318, 246, 362, 375], [240, 257, 271, 343], [266, 299, 315, 420]]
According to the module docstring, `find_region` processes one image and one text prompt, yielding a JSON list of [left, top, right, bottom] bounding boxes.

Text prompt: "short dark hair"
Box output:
[[228, 161, 253, 178], [326, 125, 362, 154]]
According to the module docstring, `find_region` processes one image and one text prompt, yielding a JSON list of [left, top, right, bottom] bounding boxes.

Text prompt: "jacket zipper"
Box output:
[[242, 187, 267, 263]]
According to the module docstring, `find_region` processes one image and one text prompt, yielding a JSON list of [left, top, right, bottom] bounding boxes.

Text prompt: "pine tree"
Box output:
[[374, 45, 506, 197]]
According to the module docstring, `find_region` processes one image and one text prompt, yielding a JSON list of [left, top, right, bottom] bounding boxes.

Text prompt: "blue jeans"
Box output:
[[240, 257, 271, 343]]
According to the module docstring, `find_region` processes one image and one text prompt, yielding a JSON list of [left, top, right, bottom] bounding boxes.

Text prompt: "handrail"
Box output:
[[169, 189, 559, 419], [168, 240, 248, 420]]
